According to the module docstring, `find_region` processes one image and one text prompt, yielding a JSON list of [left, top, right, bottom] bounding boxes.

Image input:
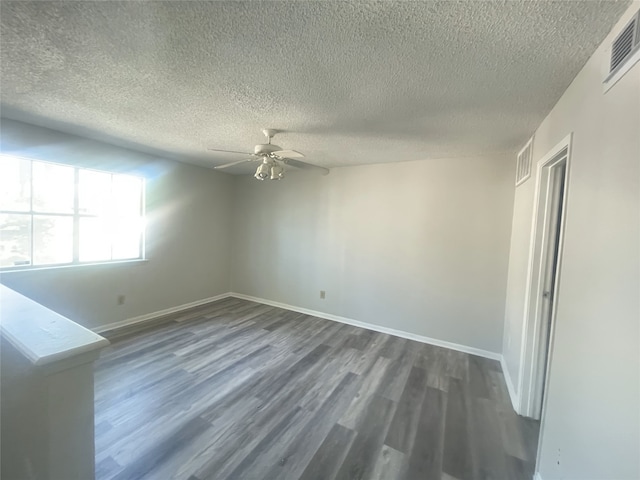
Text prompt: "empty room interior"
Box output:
[[0, 1, 639, 480]]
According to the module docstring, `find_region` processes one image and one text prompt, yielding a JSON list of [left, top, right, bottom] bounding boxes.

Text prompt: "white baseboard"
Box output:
[[94, 290, 503, 362], [500, 355, 521, 412], [533, 472, 543, 480], [92, 292, 232, 334], [229, 292, 501, 361]]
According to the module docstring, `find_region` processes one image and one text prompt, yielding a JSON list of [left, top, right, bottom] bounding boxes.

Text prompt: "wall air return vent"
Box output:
[[516, 138, 533, 187], [604, 9, 640, 92], [610, 16, 637, 73]]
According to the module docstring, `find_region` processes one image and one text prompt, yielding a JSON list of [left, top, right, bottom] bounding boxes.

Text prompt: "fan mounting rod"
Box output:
[[262, 128, 279, 143]]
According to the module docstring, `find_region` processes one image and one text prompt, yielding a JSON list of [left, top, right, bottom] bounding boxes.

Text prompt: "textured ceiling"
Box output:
[[0, 1, 631, 172]]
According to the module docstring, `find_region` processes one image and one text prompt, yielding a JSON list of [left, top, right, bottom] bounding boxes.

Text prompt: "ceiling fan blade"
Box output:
[[214, 158, 257, 169], [273, 149, 304, 159], [208, 148, 254, 156], [282, 158, 329, 175]]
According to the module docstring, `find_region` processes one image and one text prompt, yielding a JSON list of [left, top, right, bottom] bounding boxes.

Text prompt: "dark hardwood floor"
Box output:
[[94, 297, 539, 480]]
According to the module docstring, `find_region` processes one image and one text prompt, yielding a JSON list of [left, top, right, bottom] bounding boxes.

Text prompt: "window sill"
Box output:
[[0, 258, 149, 274]]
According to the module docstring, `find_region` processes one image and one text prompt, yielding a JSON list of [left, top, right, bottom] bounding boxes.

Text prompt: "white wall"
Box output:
[[0, 119, 234, 331], [502, 165, 536, 387], [231, 154, 515, 354], [503, 3, 640, 479]]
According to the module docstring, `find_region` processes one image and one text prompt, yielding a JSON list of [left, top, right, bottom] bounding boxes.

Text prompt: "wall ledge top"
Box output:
[[0, 284, 109, 367]]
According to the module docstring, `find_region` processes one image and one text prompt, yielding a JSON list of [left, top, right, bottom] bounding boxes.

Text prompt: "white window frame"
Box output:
[[0, 155, 146, 271]]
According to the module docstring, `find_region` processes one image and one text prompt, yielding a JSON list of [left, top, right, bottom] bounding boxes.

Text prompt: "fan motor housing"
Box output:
[[254, 144, 281, 155]]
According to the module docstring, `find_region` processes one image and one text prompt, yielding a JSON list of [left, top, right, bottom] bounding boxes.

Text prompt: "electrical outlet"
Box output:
[[320, 290, 326, 299], [117, 295, 126, 305]]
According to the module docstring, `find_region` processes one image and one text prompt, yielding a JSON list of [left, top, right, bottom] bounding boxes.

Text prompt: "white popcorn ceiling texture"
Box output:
[[0, 1, 631, 172]]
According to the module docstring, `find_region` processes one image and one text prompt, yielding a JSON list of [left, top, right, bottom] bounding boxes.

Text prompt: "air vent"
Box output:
[[516, 139, 533, 186], [610, 15, 638, 73], [604, 9, 640, 92]]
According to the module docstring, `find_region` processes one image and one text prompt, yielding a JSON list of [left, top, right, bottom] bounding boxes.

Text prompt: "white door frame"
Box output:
[[517, 133, 572, 419]]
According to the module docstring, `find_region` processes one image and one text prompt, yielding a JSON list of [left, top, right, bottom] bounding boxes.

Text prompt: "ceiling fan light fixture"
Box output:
[[254, 162, 270, 180], [270, 164, 284, 180], [211, 128, 328, 178]]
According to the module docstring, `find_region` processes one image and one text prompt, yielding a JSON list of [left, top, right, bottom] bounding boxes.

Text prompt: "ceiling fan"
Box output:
[[209, 129, 329, 180]]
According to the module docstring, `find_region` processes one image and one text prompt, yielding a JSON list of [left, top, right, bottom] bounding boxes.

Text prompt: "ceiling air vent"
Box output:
[[516, 139, 533, 187], [610, 14, 638, 74]]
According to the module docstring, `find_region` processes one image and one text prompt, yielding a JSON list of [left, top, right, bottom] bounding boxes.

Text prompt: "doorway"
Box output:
[[519, 135, 571, 420]]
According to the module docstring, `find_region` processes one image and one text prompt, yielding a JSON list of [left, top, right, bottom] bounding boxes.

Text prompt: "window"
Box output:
[[0, 155, 145, 269]]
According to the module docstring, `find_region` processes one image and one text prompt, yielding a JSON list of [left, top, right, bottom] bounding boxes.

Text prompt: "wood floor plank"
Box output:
[[520, 416, 541, 463], [95, 456, 122, 480], [320, 323, 353, 348], [369, 444, 406, 480], [338, 356, 391, 430], [414, 344, 450, 392], [378, 334, 407, 360], [297, 350, 360, 412], [109, 415, 212, 480], [262, 315, 295, 332], [100, 367, 257, 467], [193, 399, 305, 479], [469, 398, 509, 480], [249, 372, 360, 480], [442, 473, 462, 480], [178, 321, 265, 361], [378, 345, 416, 402], [95, 368, 196, 452], [487, 369, 512, 409], [346, 332, 392, 375], [334, 394, 397, 480], [496, 404, 531, 462], [256, 344, 331, 400], [445, 349, 469, 381], [384, 365, 428, 454], [404, 386, 446, 479], [97, 330, 195, 370], [173, 302, 248, 323], [350, 329, 377, 350], [171, 395, 266, 478], [505, 453, 536, 480], [196, 350, 308, 420], [181, 330, 272, 374], [192, 349, 351, 477], [442, 378, 474, 480], [224, 303, 276, 326], [289, 319, 341, 356], [468, 354, 492, 399], [95, 354, 182, 405], [220, 406, 306, 480], [298, 424, 357, 480]]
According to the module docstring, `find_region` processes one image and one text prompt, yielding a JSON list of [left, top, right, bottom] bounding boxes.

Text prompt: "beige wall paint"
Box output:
[[503, 3, 640, 479], [231, 154, 515, 354], [0, 120, 234, 330]]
